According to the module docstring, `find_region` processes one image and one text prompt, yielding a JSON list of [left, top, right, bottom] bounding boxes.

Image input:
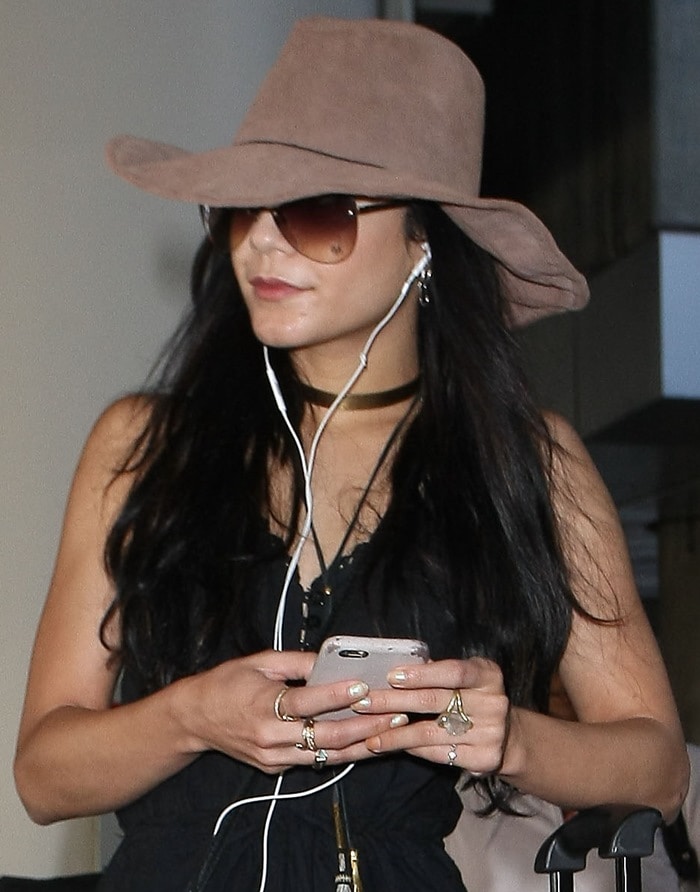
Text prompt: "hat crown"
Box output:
[[234, 17, 485, 197]]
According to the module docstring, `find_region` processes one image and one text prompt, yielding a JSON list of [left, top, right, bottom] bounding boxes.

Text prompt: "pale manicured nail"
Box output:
[[352, 697, 371, 710], [347, 682, 369, 699], [388, 669, 408, 684], [390, 713, 409, 727]]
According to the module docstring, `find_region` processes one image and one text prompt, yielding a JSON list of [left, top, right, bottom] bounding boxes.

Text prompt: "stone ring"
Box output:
[[295, 717, 317, 752], [313, 748, 329, 770], [273, 687, 299, 723], [436, 690, 473, 736], [447, 744, 458, 766]]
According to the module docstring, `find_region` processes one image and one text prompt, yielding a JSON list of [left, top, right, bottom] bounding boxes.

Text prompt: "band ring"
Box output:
[[313, 748, 329, 769], [273, 687, 299, 723], [436, 689, 473, 736], [447, 744, 458, 766], [294, 717, 317, 752]]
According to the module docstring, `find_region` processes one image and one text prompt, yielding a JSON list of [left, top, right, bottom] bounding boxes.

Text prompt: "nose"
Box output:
[[247, 209, 293, 257]]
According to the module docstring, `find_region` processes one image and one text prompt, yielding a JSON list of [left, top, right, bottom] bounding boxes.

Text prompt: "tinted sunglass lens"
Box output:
[[229, 208, 258, 252], [277, 195, 357, 263], [201, 206, 236, 253]]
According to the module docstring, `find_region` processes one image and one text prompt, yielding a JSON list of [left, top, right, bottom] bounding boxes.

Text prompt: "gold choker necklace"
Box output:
[[298, 376, 420, 410]]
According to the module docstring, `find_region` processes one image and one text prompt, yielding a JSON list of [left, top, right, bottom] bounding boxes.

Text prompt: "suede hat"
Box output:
[[106, 16, 589, 326]]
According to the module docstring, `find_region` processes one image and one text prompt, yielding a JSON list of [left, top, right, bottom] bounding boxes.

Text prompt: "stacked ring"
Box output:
[[295, 717, 317, 752], [447, 745, 458, 766]]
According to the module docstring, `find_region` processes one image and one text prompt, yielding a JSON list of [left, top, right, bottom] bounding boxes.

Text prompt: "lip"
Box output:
[[249, 276, 306, 301]]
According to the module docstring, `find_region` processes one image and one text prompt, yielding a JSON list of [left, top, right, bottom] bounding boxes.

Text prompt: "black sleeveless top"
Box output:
[[98, 534, 467, 892]]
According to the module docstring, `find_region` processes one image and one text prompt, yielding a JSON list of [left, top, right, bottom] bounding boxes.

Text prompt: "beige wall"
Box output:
[[0, 0, 375, 877]]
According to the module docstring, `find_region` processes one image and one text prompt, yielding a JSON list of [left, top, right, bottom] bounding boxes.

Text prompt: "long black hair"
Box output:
[[103, 203, 577, 725]]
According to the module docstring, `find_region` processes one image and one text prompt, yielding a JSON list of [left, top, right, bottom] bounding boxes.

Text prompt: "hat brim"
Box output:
[[106, 135, 588, 327]]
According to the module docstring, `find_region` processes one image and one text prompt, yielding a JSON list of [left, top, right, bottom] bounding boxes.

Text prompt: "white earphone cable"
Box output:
[[268, 243, 431, 650], [216, 244, 432, 892]]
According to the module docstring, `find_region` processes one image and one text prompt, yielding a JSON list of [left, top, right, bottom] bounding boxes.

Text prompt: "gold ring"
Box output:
[[273, 687, 299, 722], [294, 717, 317, 752], [436, 690, 473, 736]]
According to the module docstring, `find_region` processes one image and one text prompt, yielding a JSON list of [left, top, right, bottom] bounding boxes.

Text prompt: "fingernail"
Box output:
[[347, 682, 369, 699], [388, 669, 408, 684], [366, 737, 382, 753], [352, 697, 371, 710], [390, 713, 409, 727]]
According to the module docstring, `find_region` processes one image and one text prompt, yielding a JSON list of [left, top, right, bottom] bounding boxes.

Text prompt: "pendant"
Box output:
[[300, 579, 333, 650]]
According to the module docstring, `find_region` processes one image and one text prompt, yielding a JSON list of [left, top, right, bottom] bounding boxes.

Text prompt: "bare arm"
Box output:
[[359, 413, 688, 821], [500, 412, 688, 818], [14, 398, 200, 822], [14, 399, 403, 824]]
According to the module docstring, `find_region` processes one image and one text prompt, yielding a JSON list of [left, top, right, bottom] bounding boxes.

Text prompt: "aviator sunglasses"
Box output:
[[199, 195, 404, 264]]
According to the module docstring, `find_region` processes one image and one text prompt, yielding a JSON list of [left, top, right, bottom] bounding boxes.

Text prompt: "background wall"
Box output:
[[0, 0, 375, 877]]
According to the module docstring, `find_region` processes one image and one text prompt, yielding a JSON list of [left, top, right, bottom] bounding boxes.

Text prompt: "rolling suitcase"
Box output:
[[534, 804, 663, 892]]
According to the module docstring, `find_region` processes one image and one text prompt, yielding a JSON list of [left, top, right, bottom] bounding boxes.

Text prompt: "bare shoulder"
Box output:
[[541, 410, 617, 522], [540, 410, 632, 619], [541, 410, 598, 476], [81, 394, 152, 471], [41, 394, 156, 624], [73, 395, 154, 523]]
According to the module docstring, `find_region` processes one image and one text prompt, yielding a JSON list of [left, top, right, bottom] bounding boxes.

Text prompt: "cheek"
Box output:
[[231, 251, 245, 290], [355, 237, 421, 301]]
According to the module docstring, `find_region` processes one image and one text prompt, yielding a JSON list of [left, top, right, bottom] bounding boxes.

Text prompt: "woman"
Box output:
[[14, 16, 687, 892]]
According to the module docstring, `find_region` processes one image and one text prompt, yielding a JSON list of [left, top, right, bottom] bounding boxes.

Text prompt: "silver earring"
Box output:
[[418, 265, 432, 307]]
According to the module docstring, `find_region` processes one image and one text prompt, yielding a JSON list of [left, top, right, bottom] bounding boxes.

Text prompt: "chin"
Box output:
[[246, 307, 315, 351], [251, 325, 308, 351]]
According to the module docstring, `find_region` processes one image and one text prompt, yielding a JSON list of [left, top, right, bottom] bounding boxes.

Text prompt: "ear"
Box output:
[[404, 204, 426, 244]]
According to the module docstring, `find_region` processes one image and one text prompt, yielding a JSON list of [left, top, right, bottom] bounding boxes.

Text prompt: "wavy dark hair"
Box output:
[[103, 204, 579, 794]]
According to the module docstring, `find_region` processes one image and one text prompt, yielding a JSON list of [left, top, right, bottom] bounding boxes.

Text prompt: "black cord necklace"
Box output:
[[298, 395, 419, 652]]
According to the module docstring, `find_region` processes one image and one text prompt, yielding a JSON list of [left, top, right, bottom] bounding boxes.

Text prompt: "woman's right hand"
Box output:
[[14, 399, 404, 824], [177, 649, 409, 774]]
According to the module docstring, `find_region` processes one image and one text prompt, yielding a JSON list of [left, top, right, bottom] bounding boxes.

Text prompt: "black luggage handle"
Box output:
[[534, 804, 663, 892]]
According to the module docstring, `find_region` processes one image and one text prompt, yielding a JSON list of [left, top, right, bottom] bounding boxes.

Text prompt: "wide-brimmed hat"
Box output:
[[106, 16, 588, 326]]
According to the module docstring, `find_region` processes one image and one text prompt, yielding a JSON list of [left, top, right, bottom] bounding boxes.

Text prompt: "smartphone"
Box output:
[[308, 634, 430, 720]]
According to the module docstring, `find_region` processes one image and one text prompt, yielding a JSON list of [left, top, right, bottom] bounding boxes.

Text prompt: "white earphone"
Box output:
[[219, 240, 433, 892]]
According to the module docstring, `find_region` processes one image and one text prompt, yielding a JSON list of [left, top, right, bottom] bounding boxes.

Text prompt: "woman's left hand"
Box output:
[[355, 657, 511, 774]]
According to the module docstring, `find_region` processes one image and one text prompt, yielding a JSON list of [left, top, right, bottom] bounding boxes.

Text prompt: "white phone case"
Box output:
[[308, 635, 430, 720]]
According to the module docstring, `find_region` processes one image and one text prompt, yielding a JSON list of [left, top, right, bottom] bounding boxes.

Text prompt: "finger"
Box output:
[[278, 714, 408, 750], [259, 736, 388, 772], [387, 657, 504, 693], [402, 743, 495, 775], [250, 649, 317, 682], [268, 712, 408, 753], [316, 712, 409, 750], [276, 679, 370, 720], [365, 717, 479, 753], [350, 685, 449, 716], [352, 686, 504, 722], [364, 712, 507, 764], [254, 713, 409, 772]]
